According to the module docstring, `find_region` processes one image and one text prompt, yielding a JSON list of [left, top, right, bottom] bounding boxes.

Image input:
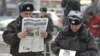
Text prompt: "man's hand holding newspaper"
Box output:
[[17, 31, 28, 38], [17, 31, 48, 38], [40, 32, 48, 38]]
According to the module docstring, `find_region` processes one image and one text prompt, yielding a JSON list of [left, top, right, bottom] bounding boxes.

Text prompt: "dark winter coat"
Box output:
[[61, 0, 80, 16], [61, 0, 80, 8], [51, 25, 98, 56], [2, 16, 53, 56]]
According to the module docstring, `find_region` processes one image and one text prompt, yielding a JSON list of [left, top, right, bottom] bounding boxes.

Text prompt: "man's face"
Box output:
[[88, 15, 93, 19], [40, 11, 47, 16], [20, 11, 32, 18], [70, 23, 82, 32]]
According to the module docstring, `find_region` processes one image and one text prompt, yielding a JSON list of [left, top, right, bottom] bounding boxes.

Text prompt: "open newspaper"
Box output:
[[59, 49, 76, 56], [19, 18, 48, 53]]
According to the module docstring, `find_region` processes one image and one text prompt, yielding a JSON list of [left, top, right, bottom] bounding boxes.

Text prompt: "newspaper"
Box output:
[[19, 18, 48, 53], [59, 49, 76, 56]]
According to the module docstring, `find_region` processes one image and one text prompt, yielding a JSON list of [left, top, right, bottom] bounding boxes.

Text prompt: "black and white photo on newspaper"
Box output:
[[59, 49, 76, 56], [19, 18, 48, 53]]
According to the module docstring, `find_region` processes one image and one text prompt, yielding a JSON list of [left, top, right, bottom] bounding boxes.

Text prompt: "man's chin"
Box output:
[[72, 30, 78, 32]]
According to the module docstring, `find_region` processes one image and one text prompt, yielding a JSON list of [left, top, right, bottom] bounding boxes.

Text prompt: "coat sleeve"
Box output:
[[44, 17, 54, 43], [77, 33, 98, 56], [51, 31, 63, 55], [2, 22, 20, 46]]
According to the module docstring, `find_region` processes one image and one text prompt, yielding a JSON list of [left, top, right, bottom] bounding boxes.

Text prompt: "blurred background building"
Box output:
[[0, 0, 62, 17], [0, 0, 97, 17]]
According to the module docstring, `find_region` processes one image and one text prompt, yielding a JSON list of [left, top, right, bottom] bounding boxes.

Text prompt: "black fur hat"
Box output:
[[18, 2, 34, 12], [67, 11, 83, 25], [40, 7, 47, 12], [68, 15, 82, 25]]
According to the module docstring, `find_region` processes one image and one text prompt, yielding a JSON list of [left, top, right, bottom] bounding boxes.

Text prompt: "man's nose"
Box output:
[[27, 15, 32, 17]]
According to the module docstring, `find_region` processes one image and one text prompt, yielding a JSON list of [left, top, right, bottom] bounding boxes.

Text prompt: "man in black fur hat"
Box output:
[[39, 7, 54, 56], [51, 11, 98, 56], [2, 3, 52, 56]]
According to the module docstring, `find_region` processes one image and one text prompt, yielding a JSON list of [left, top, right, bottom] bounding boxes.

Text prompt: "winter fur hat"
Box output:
[[18, 2, 34, 12], [68, 11, 83, 25]]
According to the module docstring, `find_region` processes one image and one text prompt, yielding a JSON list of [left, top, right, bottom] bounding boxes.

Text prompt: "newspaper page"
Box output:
[[59, 49, 76, 56], [19, 18, 48, 53]]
